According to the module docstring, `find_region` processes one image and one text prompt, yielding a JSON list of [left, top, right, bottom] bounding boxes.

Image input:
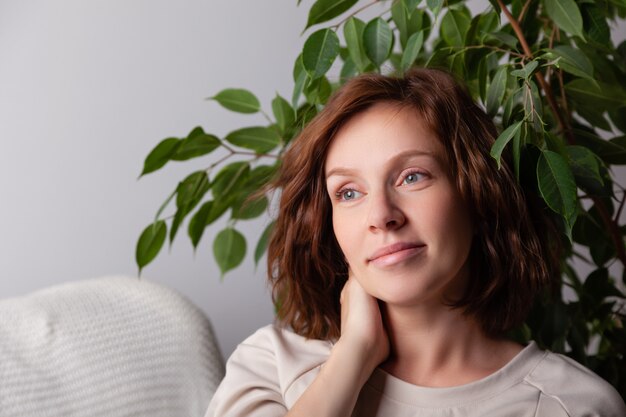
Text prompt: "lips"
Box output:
[[368, 242, 425, 266]]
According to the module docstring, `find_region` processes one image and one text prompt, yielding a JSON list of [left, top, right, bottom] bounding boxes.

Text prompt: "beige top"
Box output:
[[206, 324, 626, 417]]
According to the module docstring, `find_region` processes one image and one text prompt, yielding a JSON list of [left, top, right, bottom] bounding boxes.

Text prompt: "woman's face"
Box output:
[[324, 102, 474, 308]]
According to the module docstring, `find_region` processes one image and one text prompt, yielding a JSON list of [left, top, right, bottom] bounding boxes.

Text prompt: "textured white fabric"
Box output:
[[0, 275, 224, 417]]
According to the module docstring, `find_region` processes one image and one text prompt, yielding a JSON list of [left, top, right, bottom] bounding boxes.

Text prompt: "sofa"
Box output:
[[0, 275, 225, 417]]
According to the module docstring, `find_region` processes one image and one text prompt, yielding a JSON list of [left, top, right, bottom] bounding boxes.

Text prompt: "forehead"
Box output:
[[324, 102, 445, 173]]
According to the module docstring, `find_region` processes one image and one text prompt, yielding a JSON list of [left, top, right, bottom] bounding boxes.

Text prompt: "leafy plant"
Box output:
[[137, 0, 626, 397]]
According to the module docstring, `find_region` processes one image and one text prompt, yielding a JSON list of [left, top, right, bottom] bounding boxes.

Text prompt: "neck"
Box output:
[[379, 302, 522, 387]]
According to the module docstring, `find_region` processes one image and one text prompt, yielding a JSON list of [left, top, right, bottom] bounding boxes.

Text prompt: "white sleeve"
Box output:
[[204, 330, 288, 417]]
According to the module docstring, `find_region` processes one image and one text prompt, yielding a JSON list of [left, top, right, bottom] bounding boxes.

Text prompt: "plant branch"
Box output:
[[517, 0, 532, 23], [496, 0, 572, 144], [219, 142, 279, 159], [331, 0, 381, 30], [461, 44, 526, 59], [496, 0, 626, 267]]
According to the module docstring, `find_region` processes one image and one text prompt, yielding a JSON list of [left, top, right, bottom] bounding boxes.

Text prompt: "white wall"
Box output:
[[0, 0, 624, 358], [0, 0, 311, 357]]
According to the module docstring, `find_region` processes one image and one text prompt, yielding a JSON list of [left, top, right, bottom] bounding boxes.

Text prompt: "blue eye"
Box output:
[[402, 172, 423, 185], [336, 189, 362, 201]]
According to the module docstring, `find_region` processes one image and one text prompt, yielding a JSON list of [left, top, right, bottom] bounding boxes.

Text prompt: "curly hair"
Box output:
[[267, 68, 561, 340]]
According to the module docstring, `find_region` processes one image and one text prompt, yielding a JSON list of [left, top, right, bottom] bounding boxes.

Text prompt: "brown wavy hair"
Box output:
[[267, 68, 561, 340]]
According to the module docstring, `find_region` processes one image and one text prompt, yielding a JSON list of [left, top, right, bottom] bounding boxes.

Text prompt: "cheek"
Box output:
[[332, 210, 359, 261]]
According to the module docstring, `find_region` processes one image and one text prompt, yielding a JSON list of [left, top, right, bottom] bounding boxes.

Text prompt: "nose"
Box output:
[[367, 191, 406, 232]]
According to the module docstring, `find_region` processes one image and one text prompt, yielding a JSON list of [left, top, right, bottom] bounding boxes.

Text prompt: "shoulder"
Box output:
[[206, 325, 332, 416], [228, 324, 332, 402], [237, 324, 333, 363], [524, 347, 626, 416]]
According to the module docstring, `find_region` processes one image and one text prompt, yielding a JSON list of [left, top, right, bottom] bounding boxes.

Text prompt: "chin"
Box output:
[[361, 269, 455, 307], [365, 278, 430, 305]]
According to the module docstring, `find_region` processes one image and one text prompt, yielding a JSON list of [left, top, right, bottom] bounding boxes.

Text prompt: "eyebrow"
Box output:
[[325, 149, 439, 179]]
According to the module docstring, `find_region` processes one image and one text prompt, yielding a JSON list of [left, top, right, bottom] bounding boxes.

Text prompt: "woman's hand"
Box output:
[[338, 272, 390, 374], [285, 273, 389, 417]]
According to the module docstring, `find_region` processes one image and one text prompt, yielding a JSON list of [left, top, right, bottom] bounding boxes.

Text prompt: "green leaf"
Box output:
[[344, 17, 369, 72], [573, 129, 626, 165], [547, 46, 594, 80], [583, 268, 624, 301], [232, 195, 269, 220], [440, 8, 471, 47], [211, 88, 260, 114], [510, 60, 538, 79], [305, 0, 358, 29], [392, 0, 409, 43], [566, 146, 606, 196], [302, 29, 340, 80], [543, 0, 585, 39], [426, 0, 443, 15], [477, 10, 500, 40], [576, 105, 612, 132], [271, 94, 295, 134], [363, 18, 393, 67], [172, 128, 221, 161], [176, 171, 210, 210], [537, 150, 578, 237], [254, 221, 275, 266], [292, 55, 310, 107], [340, 55, 358, 81], [484, 31, 519, 49], [211, 161, 251, 199], [244, 164, 278, 190], [140, 138, 181, 176], [169, 209, 186, 245], [403, 0, 421, 10], [170, 171, 211, 244], [213, 228, 246, 277], [304, 76, 332, 105], [188, 201, 213, 248], [609, 136, 626, 158], [491, 120, 523, 168], [609, 107, 626, 133], [566, 79, 626, 109], [225, 127, 281, 154], [501, 86, 523, 127], [583, 5, 611, 46], [400, 31, 424, 72], [486, 66, 508, 117], [392, 1, 423, 48], [136, 220, 167, 273]]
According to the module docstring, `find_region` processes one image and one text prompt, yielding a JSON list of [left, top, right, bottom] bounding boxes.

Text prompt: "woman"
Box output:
[[205, 68, 626, 416]]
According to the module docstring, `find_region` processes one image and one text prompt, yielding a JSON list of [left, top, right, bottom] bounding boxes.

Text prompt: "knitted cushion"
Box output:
[[0, 275, 224, 417]]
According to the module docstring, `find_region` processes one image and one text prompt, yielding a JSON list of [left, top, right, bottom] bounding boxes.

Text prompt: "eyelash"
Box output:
[[334, 188, 361, 202], [334, 170, 428, 202], [399, 169, 427, 186]]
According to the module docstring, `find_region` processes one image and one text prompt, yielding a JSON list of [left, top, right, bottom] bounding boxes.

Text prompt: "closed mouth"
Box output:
[[368, 242, 425, 263]]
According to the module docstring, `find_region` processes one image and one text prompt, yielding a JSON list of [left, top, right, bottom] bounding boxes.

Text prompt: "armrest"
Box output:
[[0, 275, 224, 417]]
